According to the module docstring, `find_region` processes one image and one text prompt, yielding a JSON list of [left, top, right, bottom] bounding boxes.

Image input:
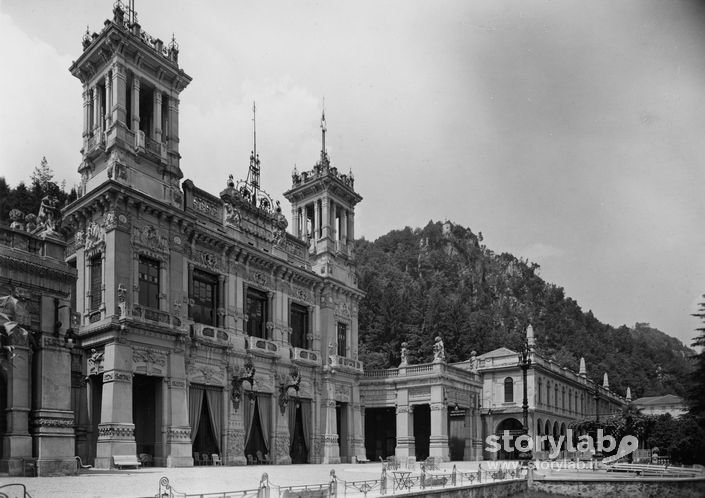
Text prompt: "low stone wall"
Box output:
[[531, 477, 705, 498], [396, 479, 527, 498]]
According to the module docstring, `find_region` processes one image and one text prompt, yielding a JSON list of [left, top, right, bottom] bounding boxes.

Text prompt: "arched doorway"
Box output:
[[495, 418, 523, 460]]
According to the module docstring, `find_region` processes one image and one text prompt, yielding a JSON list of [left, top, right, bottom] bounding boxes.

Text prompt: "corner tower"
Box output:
[[284, 112, 362, 275], [284, 113, 365, 464], [69, 1, 192, 205]]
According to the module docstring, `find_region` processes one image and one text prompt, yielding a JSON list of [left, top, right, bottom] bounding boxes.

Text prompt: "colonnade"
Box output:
[[82, 63, 178, 153], [293, 198, 355, 244]]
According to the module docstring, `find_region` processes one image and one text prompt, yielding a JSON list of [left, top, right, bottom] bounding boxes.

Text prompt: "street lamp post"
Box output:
[[593, 385, 603, 462], [517, 339, 533, 464]]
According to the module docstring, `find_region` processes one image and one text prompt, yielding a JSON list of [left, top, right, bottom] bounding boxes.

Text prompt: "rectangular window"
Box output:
[[191, 270, 217, 325], [90, 255, 102, 310], [246, 288, 268, 338], [337, 322, 347, 357], [290, 303, 309, 349], [138, 256, 160, 309]]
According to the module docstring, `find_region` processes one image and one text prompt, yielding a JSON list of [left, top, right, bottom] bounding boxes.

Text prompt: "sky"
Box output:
[[1, 0, 704, 348]]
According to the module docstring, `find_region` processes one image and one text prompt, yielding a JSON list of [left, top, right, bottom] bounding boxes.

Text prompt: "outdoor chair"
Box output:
[[263, 453, 271, 464], [193, 452, 200, 465], [200, 453, 210, 466], [256, 450, 265, 464], [247, 454, 255, 465], [212, 453, 223, 466]]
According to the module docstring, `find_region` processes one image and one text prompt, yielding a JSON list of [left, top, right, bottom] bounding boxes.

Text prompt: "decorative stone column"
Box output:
[[321, 376, 340, 464], [131, 76, 140, 133], [0, 344, 32, 476], [111, 62, 127, 126], [153, 90, 162, 143], [32, 335, 76, 476], [429, 385, 449, 461], [95, 342, 135, 469], [165, 353, 192, 467], [273, 396, 292, 465], [395, 389, 415, 459]]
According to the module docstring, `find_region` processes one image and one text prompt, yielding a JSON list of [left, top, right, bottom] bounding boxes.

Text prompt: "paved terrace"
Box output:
[[1, 461, 489, 498]]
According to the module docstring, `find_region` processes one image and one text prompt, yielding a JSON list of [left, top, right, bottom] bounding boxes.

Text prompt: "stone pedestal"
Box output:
[[322, 399, 340, 464], [32, 337, 77, 476], [429, 387, 449, 461], [164, 356, 193, 467], [0, 346, 32, 476], [95, 342, 135, 469]]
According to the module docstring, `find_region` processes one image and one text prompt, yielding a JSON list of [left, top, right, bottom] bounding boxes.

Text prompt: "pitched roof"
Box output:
[[478, 347, 516, 359], [632, 394, 684, 406]]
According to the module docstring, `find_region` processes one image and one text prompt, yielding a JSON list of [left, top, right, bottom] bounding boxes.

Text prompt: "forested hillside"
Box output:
[[356, 221, 692, 399]]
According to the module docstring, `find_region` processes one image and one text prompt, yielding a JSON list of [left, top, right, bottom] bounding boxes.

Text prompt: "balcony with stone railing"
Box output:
[[130, 304, 184, 330], [247, 336, 279, 358], [291, 347, 321, 366], [364, 361, 480, 384], [191, 323, 230, 346], [330, 355, 363, 373]]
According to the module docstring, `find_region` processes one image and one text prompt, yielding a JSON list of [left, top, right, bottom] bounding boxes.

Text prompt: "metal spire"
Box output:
[[247, 101, 261, 206], [321, 107, 327, 157]]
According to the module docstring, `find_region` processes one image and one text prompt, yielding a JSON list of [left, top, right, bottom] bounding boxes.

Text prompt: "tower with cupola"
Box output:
[[284, 113, 365, 463], [69, 1, 191, 205]]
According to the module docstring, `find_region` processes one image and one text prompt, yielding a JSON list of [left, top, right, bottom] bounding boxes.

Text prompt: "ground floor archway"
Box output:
[[364, 407, 396, 461], [495, 417, 523, 460]]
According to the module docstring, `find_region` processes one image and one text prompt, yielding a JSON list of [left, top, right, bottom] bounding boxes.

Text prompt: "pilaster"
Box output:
[[95, 342, 135, 469], [0, 345, 32, 476]]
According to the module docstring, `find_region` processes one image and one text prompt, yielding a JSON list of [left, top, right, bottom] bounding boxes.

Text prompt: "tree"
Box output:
[[31, 156, 54, 191], [687, 295, 705, 424]]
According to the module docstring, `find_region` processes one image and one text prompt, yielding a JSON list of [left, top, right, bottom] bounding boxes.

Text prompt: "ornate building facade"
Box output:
[[61, 2, 364, 469], [0, 2, 630, 475], [0, 216, 77, 476]]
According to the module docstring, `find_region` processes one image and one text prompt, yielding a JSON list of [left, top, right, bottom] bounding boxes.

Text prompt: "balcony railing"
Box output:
[[191, 323, 229, 345], [248, 336, 279, 356], [291, 347, 320, 366], [130, 304, 182, 329], [332, 355, 363, 372]]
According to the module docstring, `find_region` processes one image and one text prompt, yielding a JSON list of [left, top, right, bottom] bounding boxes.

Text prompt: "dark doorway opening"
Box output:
[[290, 404, 308, 464], [364, 407, 396, 461], [133, 374, 162, 464], [245, 397, 268, 464], [336, 402, 348, 461], [413, 404, 430, 461], [193, 397, 219, 461], [88, 375, 103, 466], [448, 409, 466, 461], [496, 418, 523, 460]]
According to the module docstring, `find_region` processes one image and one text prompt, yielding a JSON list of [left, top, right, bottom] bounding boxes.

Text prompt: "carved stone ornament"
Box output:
[[224, 202, 241, 228], [85, 221, 105, 250], [87, 348, 104, 375], [132, 224, 169, 253], [199, 251, 219, 271]]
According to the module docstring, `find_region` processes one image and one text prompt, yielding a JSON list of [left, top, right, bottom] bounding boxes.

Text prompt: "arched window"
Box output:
[[504, 377, 514, 403]]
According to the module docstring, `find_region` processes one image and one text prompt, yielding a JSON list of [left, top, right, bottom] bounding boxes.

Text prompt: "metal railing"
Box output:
[[156, 465, 523, 498]]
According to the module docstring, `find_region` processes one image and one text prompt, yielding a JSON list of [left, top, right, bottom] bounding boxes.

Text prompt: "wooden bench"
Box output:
[[113, 455, 142, 469]]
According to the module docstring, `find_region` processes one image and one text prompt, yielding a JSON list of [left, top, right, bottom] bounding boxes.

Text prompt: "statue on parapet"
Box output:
[[433, 336, 445, 363], [399, 342, 408, 367]]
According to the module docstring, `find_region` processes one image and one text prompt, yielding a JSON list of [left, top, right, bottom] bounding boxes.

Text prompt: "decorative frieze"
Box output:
[[98, 423, 134, 440], [103, 370, 132, 383], [132, 224, 169, 254], [167, 426, 191, 442], [32, 417, 75, 429], [132, 348, 167, 376]]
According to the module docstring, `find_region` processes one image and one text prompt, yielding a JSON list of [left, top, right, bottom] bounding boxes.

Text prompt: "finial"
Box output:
[[526, 324, 535, 349], [320, 105, 327, 158], [626, 386, 632, 402], [579, 357, 586, 377], [82, 25, 91, 48], [602, 372, 609, 389]]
